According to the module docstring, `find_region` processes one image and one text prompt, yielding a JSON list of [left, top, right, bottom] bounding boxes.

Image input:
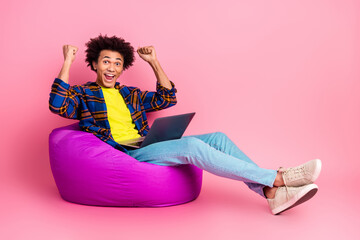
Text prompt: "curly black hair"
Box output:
[[85, 34, 135, 71]]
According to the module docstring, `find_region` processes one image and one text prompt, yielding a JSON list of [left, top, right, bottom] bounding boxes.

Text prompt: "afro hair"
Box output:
[[85, 34, 135, 71]]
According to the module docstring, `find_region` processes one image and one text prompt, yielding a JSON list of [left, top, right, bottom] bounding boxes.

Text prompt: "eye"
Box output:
[[115, 62, 121, 66], [103, 60, 109, 64]]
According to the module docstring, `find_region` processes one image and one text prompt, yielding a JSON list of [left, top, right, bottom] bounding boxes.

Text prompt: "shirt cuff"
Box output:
[[156, 80, 177, 94], [54, 78, 71, 90]]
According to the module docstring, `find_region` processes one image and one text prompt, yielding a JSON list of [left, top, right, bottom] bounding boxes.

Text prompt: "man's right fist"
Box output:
[[62, 45, 78, 63]]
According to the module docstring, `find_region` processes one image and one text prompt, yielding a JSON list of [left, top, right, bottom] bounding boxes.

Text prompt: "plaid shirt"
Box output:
[[49, 78, 177, 153]]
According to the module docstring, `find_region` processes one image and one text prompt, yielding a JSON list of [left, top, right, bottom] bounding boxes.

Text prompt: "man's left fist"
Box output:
[[137, 46, 157, 63]]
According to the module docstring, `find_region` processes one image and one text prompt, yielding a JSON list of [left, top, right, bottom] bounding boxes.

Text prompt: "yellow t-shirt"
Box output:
[[101, 87, 141, 142]]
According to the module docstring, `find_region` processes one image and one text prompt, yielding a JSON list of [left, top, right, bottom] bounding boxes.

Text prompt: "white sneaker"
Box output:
[[279, 159, 322, 187], [267, 184, 318, 215]]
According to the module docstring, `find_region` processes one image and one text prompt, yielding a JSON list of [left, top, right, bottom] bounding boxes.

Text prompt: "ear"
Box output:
[[92, 61, 97, 71]]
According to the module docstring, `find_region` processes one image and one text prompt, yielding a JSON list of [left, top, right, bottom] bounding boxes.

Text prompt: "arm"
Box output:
[[57, 45, 78, 83], [136, 46, 177, 112], [138, 83, 177, 112], [49, 45, 81, 119], [137, 46, 172, 89]]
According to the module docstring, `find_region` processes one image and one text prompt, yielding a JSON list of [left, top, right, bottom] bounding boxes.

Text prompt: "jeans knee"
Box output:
[[212, 131, 228, 140], [182, 137, 205, 152]]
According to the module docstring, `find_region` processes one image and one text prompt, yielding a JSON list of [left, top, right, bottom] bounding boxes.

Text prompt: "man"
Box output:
[[49, 34, 322, 215]]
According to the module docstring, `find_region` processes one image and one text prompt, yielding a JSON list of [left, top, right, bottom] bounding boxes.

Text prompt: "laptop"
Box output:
[[117, 112, 196, 149]]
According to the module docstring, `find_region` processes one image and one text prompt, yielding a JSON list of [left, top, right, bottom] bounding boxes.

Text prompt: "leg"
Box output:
[[127, 136, 277, 198], [186, 132, 258, 165], [186, 132, 272, 197]]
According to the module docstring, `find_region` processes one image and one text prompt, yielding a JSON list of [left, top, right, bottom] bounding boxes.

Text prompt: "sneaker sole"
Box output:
[[272, 184, 318, 215], [310, 159, 322, 183]]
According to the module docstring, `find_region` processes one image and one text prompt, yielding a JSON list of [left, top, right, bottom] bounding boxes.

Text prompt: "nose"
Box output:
[[107, 63, 115, 72]]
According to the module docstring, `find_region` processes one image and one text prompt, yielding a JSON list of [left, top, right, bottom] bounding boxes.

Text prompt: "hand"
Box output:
[[137, 46, 157, 63], [62, 45, 78, 63], [137, 46, 172, 89]]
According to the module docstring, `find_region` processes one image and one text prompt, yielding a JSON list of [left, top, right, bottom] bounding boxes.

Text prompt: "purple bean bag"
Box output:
[[49, 123, 203, 207]]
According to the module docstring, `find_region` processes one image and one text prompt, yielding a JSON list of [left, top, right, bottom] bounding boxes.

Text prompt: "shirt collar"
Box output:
[[88, 81, 121, 90]]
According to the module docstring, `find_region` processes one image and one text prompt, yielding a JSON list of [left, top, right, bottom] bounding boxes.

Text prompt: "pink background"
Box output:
[[1, 0, 359, 239]]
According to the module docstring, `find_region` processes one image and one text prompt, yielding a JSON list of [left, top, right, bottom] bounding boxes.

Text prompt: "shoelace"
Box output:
[[279, 165, 306, 200], [278, 167, 290, 200], [282, 166, 306, 182]]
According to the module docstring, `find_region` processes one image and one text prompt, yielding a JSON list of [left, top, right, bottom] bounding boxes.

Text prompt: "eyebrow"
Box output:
[[103, 56, 122, 61]]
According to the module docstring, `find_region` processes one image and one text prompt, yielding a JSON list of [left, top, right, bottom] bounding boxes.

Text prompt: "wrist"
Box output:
[[63, 58, 73, 65], [148, 59, 159, 66], [149, 59, 161, 71]]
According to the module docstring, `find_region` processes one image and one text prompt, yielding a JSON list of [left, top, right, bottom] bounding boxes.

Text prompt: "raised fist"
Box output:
[[137, 46, 157, 63], [62, 45, 78, 63]]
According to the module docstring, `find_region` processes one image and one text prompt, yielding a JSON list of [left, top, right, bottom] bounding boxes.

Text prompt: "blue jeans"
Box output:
[[127, 132, 277, 198]]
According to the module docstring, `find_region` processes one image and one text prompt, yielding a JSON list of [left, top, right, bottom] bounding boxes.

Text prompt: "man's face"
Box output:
[[93, 50, 124, 88]]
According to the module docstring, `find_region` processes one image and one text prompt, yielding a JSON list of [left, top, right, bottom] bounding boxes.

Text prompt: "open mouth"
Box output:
[[104, 73, 115, 82]]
